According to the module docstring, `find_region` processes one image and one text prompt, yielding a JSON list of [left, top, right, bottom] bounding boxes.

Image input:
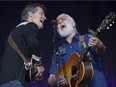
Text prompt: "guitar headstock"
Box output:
[[97, 12, 116, 32]]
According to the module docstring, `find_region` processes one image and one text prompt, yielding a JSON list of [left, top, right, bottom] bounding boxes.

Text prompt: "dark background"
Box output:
[[0, 1, 116, 87]]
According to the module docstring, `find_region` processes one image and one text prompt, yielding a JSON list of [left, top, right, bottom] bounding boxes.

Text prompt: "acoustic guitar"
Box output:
[[57, 12, 116, 87]]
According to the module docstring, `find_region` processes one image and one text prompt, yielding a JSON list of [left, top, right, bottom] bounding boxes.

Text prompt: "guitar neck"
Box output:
[[75, 12, 116, 69]]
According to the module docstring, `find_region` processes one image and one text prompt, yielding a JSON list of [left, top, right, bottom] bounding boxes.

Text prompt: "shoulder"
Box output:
[[81, 33, 91, 44], [23, 22, 39, 32], [84, 33, 91, 37], [83, 33, 92, 39], [16, 22, 38, 30], [26, 22, 38, 29], [79, 33, 89, 40]]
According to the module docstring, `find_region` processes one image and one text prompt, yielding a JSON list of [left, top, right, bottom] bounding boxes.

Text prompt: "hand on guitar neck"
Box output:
[[88, 35, 106, 54]]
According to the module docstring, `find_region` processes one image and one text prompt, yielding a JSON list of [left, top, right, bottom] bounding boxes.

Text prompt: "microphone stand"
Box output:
[[52, 21, 60, 87]]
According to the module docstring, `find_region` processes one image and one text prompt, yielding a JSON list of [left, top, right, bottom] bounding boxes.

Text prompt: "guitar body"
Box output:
[[58, 52, 94, 87]]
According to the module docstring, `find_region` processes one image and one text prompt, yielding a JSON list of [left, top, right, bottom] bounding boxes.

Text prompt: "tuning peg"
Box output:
[[109, 24, 112, 26], [113, 21, 115, 24], [107, 27, 109, 29]]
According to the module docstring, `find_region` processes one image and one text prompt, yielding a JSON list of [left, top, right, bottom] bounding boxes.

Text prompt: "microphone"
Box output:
[[51, 19, 56, 23], [51, 20, 57, 28]]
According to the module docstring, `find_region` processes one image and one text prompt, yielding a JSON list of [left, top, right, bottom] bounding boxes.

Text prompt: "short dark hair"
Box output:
[[21, 2, 46, 22]]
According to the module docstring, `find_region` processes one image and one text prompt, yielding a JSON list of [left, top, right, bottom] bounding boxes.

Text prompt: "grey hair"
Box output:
[[21, 3, 46, 22]]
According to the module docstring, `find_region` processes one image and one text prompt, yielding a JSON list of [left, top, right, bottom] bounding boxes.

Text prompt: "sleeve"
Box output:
[[84, 33, 101, 64], [23, 22, 41, 57]]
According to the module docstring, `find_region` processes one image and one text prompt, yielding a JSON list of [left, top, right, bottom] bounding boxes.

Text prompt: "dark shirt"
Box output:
[[49, 32, 106, 87], [0, 22, 41, 85]]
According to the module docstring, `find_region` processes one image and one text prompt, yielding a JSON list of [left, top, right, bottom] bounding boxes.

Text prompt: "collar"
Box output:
[[73, 32, 80, 41], [64, 32, 80, 44], [16, 21, 29, 28]]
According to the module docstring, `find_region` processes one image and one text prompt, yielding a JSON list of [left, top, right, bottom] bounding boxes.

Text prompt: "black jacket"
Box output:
[[0, 22, 41, 84]]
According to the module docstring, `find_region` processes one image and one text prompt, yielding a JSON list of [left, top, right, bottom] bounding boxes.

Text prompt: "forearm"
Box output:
[[96, 44, 106, 55]]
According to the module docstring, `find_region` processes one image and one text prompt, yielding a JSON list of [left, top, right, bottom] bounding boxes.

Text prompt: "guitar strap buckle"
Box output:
[[24, 62, 32, 70]]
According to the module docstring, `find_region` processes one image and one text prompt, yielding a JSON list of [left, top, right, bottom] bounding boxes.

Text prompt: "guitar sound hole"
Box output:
[[71, 65, 77, 75]]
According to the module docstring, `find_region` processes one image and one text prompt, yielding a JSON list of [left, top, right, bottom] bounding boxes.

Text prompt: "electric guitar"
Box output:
[[57, 12, 116, 87]]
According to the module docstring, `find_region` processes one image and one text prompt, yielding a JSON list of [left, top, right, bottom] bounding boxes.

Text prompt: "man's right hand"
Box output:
[[59, 76, 68, 86], [36, 65, 45, 78]]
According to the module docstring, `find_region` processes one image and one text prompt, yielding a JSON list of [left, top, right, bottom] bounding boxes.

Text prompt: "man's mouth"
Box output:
[[40, 20, 44, 23], [61, 25, 66, 29]]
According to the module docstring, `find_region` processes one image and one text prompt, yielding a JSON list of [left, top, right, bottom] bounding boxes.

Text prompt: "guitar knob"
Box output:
[[109, 24, 112, 26], [107, 27, 109, 29]]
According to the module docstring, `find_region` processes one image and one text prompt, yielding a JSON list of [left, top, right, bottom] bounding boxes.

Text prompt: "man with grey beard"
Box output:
[[48, 13, 106, 87]]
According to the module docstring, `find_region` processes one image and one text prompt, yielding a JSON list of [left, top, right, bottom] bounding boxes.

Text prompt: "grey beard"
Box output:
[[58, 26, 74, 37]]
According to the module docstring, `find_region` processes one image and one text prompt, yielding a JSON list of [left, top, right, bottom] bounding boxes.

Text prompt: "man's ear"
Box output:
[[72, 22, 76, 28], [28, 12, 33, 17]]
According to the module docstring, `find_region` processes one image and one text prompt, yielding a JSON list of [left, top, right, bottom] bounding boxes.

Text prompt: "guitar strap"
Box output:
[[79, 35, 91, 60], [7, 34, 31, 83], [8, 34, 42, 81], [79, 35, 86, 48], [8, 34, 29, 64], [8, 34, 33, 71]]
